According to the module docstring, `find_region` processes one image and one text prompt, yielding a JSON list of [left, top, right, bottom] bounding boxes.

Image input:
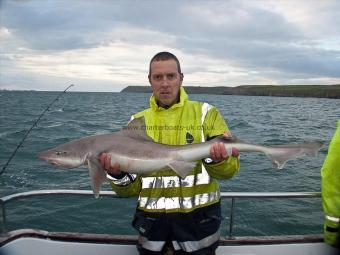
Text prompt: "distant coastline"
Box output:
[[121, 85, 340, 99]]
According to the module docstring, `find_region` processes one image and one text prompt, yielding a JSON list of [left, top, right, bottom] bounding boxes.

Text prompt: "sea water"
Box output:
[[0, 90, 339, 236]]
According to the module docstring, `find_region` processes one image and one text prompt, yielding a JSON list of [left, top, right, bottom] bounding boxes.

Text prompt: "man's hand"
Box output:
[[99, 153, 121, 175], [210, 131, 239, 162]]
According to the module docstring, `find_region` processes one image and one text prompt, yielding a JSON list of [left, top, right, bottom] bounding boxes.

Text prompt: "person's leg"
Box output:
[[137, 243, 167, 255], [132, 210, 169, 254], [172, 241, 218, 255], [171, 202, 221, 255]]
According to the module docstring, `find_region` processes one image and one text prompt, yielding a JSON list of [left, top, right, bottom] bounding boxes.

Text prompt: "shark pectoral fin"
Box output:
[[266, 142, 324, 170], [167, 160, 196, 178], [87, 159, 106, 198], [265, 148, 301, 170], [266, 153, 288, 169]]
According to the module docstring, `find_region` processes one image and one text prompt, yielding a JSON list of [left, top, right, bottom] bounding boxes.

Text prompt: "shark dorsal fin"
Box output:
[[215, 134, 239, 143], [122, 117, 153, 141]]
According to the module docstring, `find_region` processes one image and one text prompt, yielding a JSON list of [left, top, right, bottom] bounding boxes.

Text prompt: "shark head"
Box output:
[[38, 143, 86, 169]]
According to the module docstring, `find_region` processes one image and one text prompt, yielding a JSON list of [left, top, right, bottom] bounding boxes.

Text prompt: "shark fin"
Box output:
[[122, 117, 153, 142], [87, 159, 106, 198], [215, 133, 240, 143], [265, 142, 323, 169], [266, 151, 291, 169], [301, 141, 323, 157], [167, 160, 196, 178]]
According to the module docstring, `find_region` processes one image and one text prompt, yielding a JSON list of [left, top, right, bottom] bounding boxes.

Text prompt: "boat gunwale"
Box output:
[[0, 228, 325, 248]]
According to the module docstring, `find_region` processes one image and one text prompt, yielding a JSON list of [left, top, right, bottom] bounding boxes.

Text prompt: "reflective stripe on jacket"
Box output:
[[321, 120, 340, 246], [110, 87, 240, 213]]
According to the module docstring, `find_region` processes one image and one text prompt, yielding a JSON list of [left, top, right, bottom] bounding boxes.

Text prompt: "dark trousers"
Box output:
[[133, 202, 221, 255]]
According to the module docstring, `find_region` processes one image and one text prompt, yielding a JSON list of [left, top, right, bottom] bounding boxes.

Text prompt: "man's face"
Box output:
[[149, 59, 183, 108]]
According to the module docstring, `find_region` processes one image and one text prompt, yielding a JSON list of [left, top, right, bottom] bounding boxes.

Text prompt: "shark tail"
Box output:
[[265, 141, 323, 169]]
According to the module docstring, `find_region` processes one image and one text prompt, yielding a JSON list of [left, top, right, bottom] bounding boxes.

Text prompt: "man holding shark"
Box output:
[[100, 51, 240, 255]]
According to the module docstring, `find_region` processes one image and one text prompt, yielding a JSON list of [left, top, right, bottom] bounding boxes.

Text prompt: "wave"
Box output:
[[229, 119, 251, 129], [52, 107, 79, 113], [0, 131, 11, 138], [43, 123, 64, 129]]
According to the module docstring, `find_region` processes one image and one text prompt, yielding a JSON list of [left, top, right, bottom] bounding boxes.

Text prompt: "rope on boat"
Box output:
[[0, 84, 74, 175]]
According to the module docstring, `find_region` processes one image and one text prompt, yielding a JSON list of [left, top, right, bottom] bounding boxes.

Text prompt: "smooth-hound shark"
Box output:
[[38, 117, 323, 198]]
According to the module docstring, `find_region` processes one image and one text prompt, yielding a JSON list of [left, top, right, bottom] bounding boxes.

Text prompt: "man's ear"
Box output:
[[180, 73, 184, 83]]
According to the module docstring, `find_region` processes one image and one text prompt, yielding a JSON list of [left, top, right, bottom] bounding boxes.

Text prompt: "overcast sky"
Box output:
[[1, 0, 340, 92]]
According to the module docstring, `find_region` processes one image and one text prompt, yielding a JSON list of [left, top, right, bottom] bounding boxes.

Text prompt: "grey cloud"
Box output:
[[0, 1, 313, 50], [172, 27, 339, 76], [105, 1, 340, 79], [1, 0, 123, 50], [112, 1, 303, 42]]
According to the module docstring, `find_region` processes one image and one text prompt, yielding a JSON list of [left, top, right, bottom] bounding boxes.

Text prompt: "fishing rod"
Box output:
[[0, 84, 74, 175]]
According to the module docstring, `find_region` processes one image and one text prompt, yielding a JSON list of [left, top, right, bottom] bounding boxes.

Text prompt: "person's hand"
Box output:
[[210, 131, 239, 162], [99, 153, 121, 175]]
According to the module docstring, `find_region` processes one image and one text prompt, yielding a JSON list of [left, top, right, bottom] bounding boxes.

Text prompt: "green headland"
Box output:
[[121, 85, 340, 99]]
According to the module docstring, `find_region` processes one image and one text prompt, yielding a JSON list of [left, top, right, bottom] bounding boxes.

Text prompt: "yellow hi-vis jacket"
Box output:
[[109, 87, 240, 213], [322, 120, 340, 246]]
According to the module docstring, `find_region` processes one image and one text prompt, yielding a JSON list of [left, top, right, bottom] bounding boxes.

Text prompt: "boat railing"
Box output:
[[0, 189, 321, 238]]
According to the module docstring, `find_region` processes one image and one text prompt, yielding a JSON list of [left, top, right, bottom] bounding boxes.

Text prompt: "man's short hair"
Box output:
[[149, 51, 182, 76]]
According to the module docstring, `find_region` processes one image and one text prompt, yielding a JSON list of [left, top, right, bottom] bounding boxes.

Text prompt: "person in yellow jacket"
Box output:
[[322, 120, 340, 248], [100, 52, 240, 255]]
